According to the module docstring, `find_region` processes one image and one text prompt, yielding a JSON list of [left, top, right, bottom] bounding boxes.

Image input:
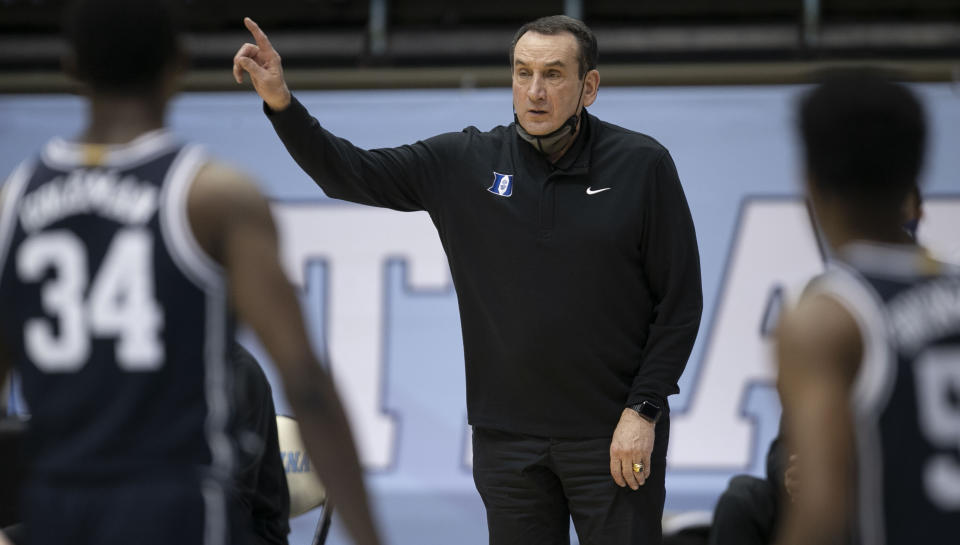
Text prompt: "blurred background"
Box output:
[[2, 1, 959, 544], [2, 0, 959, 90]]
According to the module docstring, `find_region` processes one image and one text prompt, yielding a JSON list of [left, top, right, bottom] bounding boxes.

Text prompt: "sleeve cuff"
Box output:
[[625, 394, 668, 411], [262, 95, 303, 120]]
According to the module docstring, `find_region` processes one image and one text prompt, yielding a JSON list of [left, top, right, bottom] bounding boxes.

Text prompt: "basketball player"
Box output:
[[0, 343, 293, 545], [775, 71, 959, 545], [0, 1, 380, 544]]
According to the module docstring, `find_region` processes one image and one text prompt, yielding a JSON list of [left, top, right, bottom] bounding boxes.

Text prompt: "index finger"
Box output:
[[243, 17, 274, 52]]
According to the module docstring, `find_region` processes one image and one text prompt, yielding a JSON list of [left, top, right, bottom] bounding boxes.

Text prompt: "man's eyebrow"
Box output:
[[513, 59, 568, 68]]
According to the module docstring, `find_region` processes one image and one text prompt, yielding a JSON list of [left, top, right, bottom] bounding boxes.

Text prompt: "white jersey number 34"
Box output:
[[16, 229, 164, 372]]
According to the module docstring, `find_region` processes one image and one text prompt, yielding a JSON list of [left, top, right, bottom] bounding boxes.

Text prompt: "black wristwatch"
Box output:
[[628, 400, 662, 423]]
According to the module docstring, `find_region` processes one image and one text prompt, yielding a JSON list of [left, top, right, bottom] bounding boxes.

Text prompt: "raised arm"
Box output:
[[774, 293, 861, 545], [234, 17, 459, 213], [188, 162, 381, 545]]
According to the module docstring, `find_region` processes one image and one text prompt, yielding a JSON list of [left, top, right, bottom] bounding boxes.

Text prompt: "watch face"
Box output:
[[637, 401, 661, 421]]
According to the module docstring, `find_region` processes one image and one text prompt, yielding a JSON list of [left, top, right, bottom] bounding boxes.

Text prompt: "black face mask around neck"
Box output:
[[514, 78, 586, 157]]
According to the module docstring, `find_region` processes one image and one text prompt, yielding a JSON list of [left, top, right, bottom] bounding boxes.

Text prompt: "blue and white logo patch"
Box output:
[[487, 172, 514, 197]]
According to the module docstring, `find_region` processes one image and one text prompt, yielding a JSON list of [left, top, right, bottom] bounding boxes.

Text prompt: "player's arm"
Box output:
[[0, 333, 10, 417], [0, 187, 10, 411], [188, 163, 382, 545], [773, 294, 862, 545]]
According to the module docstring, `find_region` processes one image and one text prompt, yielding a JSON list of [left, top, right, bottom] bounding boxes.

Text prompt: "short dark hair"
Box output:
[[63, 0, 183, 94], [799, 69, 926, 209], [510, 15, 598, 79]]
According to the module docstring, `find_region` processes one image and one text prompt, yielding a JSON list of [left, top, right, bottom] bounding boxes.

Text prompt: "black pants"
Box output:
[[472, 416, 669, 545], [707, 475, 780, 545]]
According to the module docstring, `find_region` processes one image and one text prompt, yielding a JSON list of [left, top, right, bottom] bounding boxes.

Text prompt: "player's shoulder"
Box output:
[[1, 157, 39, 197], [777, 289, 863, 371], [783, 291, 860, 340], [188, 158, 271, 221], [193, 159, 258, 191], [186, 159, 273, 263], [190, 159, 266, 211], [0, 158, 41, 228]]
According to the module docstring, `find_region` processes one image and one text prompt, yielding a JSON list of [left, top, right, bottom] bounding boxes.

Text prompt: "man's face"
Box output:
[[512, 31, 594, 136]]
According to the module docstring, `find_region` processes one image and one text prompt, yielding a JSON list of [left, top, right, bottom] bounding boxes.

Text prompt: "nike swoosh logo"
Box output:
[[586, 187, 611, 195]]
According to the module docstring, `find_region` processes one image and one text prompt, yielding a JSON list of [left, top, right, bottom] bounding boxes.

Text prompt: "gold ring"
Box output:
[[632, 463, 643, 473]]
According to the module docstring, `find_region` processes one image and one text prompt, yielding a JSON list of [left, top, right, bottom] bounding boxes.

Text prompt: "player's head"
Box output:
[[62, 0, 184, 96], [798, 70, 926, 223]]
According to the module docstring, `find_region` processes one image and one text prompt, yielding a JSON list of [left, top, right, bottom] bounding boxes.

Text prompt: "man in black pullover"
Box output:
[[234, 14, 702, 544]]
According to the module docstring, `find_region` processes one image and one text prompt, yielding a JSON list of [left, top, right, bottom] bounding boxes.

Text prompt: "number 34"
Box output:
[[17, 229, 164, 372]]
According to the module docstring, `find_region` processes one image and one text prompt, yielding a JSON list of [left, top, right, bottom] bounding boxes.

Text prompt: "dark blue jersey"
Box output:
[[0, 131, 234, 493], [806, 243, 960, 545]]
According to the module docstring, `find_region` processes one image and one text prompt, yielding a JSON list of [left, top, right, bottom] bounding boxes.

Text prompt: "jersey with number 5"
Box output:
[[0, 130, 234, 483], [805, 243, 960, 545]]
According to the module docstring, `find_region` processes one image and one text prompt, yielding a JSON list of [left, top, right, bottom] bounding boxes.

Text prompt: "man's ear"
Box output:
[[582, 69, 600, 108]]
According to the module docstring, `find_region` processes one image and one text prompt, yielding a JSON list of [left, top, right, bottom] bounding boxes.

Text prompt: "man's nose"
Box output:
[[527, 74, 546, 102]]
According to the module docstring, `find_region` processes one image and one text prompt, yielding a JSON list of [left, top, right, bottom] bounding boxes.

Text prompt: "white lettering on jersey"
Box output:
[[915, 348, 960, 509], [19, 170, 158, 233]]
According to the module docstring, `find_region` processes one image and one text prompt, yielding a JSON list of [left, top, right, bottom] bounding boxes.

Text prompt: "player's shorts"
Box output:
[[22, 476, 237, 545]]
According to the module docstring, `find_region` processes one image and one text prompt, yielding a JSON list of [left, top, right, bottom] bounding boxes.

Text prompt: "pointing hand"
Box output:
[[233, 17, 292, 112]]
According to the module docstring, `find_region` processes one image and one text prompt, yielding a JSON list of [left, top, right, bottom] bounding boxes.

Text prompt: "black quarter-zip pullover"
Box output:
[[267, 97, 702, 438]]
